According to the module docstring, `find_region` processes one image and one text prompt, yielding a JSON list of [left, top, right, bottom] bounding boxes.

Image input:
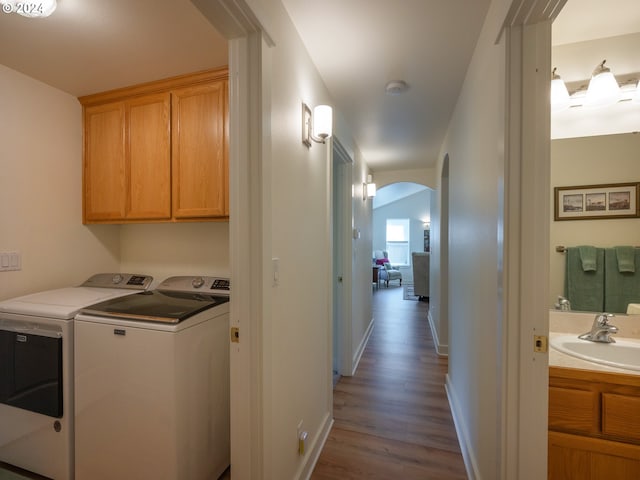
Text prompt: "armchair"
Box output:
[[380, 262, 402, 287], [374, 250, 402, 287]]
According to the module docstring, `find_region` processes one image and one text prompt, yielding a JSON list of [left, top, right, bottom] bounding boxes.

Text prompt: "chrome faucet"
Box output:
[[555, 296, 571, 311], [578, 313, 618, 343]]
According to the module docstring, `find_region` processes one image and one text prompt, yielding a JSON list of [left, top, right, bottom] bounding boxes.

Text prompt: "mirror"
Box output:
[[551, 0, 640, 314], [550, 133, 640, 313]]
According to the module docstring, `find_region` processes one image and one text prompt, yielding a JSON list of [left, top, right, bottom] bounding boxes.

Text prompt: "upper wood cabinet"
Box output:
[[172, 82, 228, 219], [83, 102, 126, 221], [80, 68, 228, 224]]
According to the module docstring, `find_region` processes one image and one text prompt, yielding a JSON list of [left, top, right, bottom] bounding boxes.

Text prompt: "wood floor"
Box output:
[[1, 286, 463, 480], [311, 285, 467, 479]]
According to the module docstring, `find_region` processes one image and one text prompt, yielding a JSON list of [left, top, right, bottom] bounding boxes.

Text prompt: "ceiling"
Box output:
[[0, 0, 228, 97], [281, 0, 492, 171], [0, 0, 638, 174], [372, 182, 428, 210], [552, 0, 640, 46]]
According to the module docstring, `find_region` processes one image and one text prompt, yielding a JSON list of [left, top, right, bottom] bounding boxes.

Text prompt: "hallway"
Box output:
[[311, 285, 467, 479]]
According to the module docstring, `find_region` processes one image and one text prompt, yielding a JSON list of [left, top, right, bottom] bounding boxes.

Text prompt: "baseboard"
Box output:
[[427, 310, 448, 356], [351, 318, 374, 375], [299, 412, 334, 480], [446, 374, 480, 480]]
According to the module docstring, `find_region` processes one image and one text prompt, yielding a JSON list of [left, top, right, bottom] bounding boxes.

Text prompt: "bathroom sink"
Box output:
[[550, 335, 640, 372]]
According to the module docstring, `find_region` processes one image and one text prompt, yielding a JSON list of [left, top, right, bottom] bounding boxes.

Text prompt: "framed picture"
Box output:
[[554, 182, 640, 221]]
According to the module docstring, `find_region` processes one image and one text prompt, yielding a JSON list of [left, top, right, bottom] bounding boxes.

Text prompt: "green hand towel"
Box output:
[[604, 248, 640, 313], [578, 245, 597, 272], [565, 247, 604, 312], [615, 246, 635, 273]]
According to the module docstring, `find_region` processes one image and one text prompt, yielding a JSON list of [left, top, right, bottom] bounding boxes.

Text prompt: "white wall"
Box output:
[[258, 2, 336, 477], [0, 64, 120, 300], [549, 133, 640, 308], [351, 148, 373, 369], [433, 0, 509, 478], [375, 168, 437, 189], [119, 223, 230, 285]]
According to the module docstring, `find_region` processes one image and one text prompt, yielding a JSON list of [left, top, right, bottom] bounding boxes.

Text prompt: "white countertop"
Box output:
[[549, 310, 640, 375], [549, 332, 640, 374]]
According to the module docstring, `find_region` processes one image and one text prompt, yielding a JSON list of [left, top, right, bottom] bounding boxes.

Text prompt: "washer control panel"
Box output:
[[157, 276, 230, 296], [80, 273, 153, 290]]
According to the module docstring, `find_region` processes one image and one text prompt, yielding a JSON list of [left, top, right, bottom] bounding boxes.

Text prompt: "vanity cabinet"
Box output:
[[548, 367, 640, 479], [80, 68, 228, 224]]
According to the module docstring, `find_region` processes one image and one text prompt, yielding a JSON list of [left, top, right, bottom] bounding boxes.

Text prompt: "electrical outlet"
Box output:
[[296, 420, 305, 455], [298, 431, 308, 456]]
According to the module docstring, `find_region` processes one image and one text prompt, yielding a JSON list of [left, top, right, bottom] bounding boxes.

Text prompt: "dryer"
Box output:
[[0, 273, 153, 480]]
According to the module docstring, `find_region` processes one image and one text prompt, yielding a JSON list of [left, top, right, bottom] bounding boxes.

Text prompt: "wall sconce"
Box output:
[[1, 0, 57, 17], [302, 103, 333, 147], [363, 174, 376, 200]]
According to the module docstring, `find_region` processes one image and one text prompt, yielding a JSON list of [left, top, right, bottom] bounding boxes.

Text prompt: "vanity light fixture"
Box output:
[[1, 0, 57, 17], [551, 60, 640, 110], [584, 60, 621, 108], [302, 103, 333, 147], [551, 67, 570, 112]]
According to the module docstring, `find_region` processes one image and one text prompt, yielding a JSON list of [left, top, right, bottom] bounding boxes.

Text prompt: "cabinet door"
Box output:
[[84, 103, 126, 222], [126, 93, 171, 220], [171, 81, 228, 219]]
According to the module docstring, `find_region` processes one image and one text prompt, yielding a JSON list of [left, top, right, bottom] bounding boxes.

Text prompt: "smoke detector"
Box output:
[[385, 80, 409, 95]]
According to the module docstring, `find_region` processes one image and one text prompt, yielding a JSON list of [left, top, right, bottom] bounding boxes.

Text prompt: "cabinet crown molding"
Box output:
[[78, 66, 229, 106]]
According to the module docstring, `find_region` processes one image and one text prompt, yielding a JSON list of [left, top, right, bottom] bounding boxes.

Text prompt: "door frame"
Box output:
[[332, 138, 354, 377], [499, 1, 564, 477]]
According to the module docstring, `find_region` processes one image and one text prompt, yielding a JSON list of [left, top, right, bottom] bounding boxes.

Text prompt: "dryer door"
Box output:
[[0, 329, 63, 417]]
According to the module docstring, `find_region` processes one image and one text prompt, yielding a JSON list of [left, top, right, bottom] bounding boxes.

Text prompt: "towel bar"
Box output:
[[556, 245, 640, 253]]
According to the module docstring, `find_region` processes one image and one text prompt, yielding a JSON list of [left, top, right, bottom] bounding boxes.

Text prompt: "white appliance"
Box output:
[[74, 276, 230, 480], [0, 273, 153, 480]]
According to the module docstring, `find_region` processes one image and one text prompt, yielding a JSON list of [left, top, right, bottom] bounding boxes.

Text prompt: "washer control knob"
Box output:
[[112, 274, 123, 284], [192, 277, 205, 289]]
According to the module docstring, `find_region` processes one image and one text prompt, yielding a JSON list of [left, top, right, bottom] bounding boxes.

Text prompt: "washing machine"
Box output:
[[73, 276, 230, 480], [0, 273, 153, 480]]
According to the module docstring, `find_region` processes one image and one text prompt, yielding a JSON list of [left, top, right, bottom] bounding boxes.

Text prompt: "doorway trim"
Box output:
[[436, 155, 450, 356], [191, 1, 272, 478], [499, 1, 563, 478], [332, 138, 354, 377]]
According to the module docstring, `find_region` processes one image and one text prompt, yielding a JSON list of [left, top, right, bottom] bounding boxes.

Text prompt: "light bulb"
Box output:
[[584, 60, 620, 108], [367, 183, 377, 198], [312, 105, 333, 141], [550, 68, 570, 112]]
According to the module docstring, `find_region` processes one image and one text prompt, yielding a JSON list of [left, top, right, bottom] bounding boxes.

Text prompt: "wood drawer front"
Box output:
[[602, 393, 640, 443], [549, 386, 599, 435]]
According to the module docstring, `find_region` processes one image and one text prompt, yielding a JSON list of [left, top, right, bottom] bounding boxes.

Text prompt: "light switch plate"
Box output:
[[0, 251, 21, 272]]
